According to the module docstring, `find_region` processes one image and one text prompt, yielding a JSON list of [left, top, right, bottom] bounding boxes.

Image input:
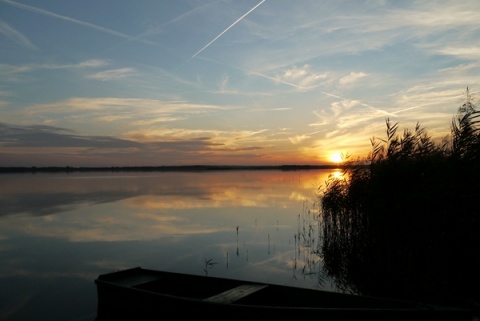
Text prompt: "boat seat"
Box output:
[[204, 284, 268, 304], [115, 274, 161, 288]]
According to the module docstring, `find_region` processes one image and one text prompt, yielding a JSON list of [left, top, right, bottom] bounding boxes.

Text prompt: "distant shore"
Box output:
[[0, 164, 348, 173]]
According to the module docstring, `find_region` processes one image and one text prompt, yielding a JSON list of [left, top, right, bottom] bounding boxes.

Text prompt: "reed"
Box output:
[[204, 258, 217, 276], [318, 88, 480, 308]]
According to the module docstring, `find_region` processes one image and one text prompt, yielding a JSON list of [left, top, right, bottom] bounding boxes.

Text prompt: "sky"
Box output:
[[1, 0, 479, 167]]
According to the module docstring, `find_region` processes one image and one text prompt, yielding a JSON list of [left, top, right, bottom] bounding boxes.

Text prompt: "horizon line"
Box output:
[[0, 164, 351, 173]]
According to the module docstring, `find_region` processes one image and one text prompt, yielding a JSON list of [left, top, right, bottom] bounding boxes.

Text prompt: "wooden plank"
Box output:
[[204, 284, 268, 304], [114, 274, 160, 288]]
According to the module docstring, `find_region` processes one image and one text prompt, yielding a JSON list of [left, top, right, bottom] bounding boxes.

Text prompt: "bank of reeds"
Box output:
[[318, 88, 480, 309]]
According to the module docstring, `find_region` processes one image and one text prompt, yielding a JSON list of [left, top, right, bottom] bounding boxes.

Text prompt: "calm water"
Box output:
[[0, 169, 340, 321]]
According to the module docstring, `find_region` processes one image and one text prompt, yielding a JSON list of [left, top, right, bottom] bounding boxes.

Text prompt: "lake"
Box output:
[[0, 169, 340, 321]]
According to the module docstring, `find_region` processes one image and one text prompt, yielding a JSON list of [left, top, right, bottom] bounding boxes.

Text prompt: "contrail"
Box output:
[[104, 0, 223, 53], [2, 0, 154, 45], [187, 0, 266, 62], [0, 19, 37, 50]]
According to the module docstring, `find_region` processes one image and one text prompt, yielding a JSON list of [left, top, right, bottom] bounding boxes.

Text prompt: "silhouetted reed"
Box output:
[[318, 88, 480, 310], [292, 200, 326, 284], [204, 258, 218, 276]]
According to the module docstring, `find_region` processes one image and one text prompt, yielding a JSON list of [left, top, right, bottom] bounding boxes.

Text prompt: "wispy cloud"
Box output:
[[1, 0, 155, 45], [124, 127, 276, 154], [87, 68, 136, 81], [0, 59, 109, 84], [248, 70, 313, 91], [26, 97, 230, 114], [104, 0, 225, 53], [2, 1, 478, 166], [1, 59, 108, 75], [24, 97, 233, 129], [136, 0, 223, 39], [188, 0, 266, 61], [0, 123, 139, 148], [0, 19, 37, 50], [220, 74, 229, 91], [288, 134, 310, 145], [434, 47, 480, 60], [339, 72, 368, 86], [438, 62, 480, 74], [395, 3, 480, 29], [276, 65, 329, 89], [78, 60, 108, 68], [310, 100, 362, 127]]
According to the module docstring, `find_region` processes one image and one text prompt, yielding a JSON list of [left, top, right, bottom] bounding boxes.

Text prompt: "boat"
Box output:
[[94, 267, 472, 321]]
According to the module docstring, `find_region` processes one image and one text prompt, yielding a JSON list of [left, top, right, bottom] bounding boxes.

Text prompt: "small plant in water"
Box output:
[[203, 258, 217, 276]]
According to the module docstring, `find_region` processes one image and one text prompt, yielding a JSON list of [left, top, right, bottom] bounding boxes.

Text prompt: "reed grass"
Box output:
[[318, 88, 480, 308], [204, 258, 218, 276]]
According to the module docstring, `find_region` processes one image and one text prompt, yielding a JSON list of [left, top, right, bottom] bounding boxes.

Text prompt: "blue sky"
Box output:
[[1, 0, 479, 166]]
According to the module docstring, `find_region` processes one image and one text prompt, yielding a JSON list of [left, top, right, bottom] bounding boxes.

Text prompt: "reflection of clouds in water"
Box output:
[[133, 212, 187, 222], [0, 191, 133, 217], [3, 171, 326, 217], [0, 201, 235, 242], [0, 170, 343, 321], [126, 190, 271, 210], [0, 170, 339, 244], [289, 191, 309, 201]]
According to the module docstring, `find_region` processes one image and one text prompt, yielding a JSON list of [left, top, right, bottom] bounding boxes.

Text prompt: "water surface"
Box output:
[[0, 169, 339, 321]]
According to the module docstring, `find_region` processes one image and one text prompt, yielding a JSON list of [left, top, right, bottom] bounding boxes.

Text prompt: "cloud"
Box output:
[[438, 62, 480, 74], [310, 100, 361, 127], [87, 68, 136, 81], [24, 98, 231, 129], [0, 123, 239, 166], [78, 60, 108, 68], [0, 64, 34, 75], [397, 3, 480, 29], [1, 0, 155, 45], [434, 47, 480, 60], [0, 122, 276, 163], [1, 59, 108, 76], [123, 127, 279, 159], [220, 74, 229, 91], [0, 123, 140, 148], [241, 2, 480, 74], [208, 74, 242, 95], [308, 98, 389, 143], [119, 0, 223, 46], [288, 134, 310, 145], [0, 19, 37, 50], [147, 138, 220, 152], [339, 72, 368, 86], [277, 65, 329, 89], [389, 86, 468, 130]]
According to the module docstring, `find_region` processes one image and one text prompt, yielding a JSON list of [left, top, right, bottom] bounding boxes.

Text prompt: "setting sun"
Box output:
[[330, 152, 343, 164]]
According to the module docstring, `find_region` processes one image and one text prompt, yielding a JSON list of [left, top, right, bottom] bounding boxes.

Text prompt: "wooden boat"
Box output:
[[94, 267, 472, 321]]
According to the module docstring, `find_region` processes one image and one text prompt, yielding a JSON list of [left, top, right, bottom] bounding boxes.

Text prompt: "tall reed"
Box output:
[[318, 88, 480, 307]]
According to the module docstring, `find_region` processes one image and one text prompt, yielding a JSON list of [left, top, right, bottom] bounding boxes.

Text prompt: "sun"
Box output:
[[330, 152, 343, 164]]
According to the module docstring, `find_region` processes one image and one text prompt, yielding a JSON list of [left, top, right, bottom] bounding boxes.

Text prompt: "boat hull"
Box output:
[[94, 267, 472, 321]]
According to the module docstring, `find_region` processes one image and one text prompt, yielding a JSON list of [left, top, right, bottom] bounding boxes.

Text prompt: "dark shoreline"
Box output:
[[0, 164, 346, 173]]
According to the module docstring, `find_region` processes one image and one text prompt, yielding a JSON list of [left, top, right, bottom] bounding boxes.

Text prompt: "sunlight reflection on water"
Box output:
[[0, 169, 340, 320]]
